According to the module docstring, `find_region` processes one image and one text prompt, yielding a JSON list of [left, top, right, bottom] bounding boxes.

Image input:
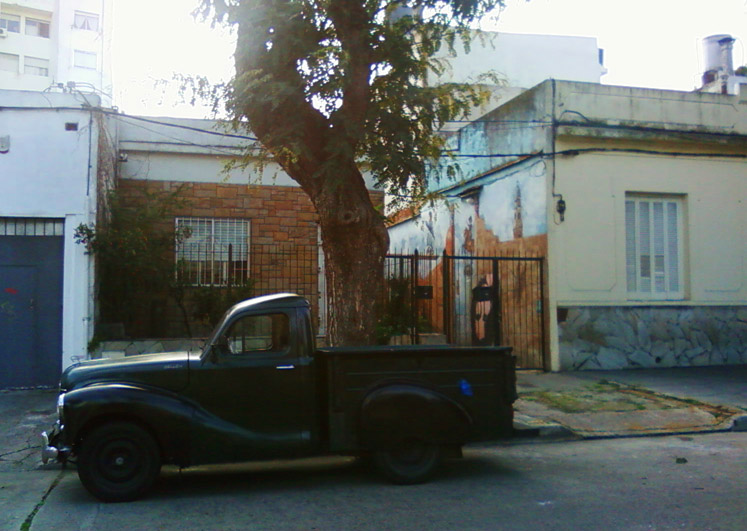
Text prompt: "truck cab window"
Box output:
[[225, 313, 289, 355]]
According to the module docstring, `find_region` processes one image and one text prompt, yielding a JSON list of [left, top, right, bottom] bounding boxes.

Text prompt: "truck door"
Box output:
[[188, 309, 316, 460]]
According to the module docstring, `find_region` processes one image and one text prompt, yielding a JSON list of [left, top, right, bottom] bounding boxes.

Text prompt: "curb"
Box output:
[[513, 414, 576, 439], [513, 411, 747, 441]]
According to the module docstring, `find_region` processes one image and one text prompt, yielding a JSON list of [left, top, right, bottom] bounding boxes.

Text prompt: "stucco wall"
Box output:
[[394, 157, 549, 255], [0, 90, 100, 368], [428, 32, 605, 89], [429, 88, 552, 193], [551, 152, 746, 306]]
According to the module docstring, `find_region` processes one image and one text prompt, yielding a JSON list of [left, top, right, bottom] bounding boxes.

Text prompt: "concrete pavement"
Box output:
[[513, 365, 747, 438], [0, 389, 58, 530]]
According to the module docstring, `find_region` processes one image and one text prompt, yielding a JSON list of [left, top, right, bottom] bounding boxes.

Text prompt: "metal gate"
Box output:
[[384, 252, 546, 369], [0, 218, 65, 388]]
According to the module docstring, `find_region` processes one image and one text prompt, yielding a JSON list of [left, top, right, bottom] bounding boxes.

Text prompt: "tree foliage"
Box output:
[[74, 188, 192, 338], [195, 0, 504, 344], [199, 0, 501, 203]]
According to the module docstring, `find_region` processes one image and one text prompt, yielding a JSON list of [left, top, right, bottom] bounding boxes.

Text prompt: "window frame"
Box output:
[[625, 193, 686, 301], [0, 13, 21, 33], [25, 18, 50, 38], [175, 217, 251, 287], [222, 312, 290, 356], [73, 11, 99, 32], [73, 50, 97, 70], [0, 52, 20, 73], [24, 56, 49, 77]]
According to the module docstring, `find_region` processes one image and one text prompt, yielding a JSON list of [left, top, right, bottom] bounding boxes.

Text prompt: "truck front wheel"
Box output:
[[374, 439, 441, 485], [77, 422, 161, 502]]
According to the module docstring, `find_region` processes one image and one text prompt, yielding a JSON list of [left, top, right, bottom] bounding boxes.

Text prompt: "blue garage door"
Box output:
[[0, 219, 64, 388]]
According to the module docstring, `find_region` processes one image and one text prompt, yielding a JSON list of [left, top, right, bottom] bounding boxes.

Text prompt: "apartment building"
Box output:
[[0, 0, 112, 101]]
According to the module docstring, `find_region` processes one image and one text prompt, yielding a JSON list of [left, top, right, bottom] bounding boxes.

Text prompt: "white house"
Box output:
[[389, 80, 747, 371], [0, 89, 114, 387]]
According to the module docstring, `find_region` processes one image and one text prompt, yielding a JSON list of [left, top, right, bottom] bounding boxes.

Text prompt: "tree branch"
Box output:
[[233, 1, 330, 193], [328, 0, 374, 145]]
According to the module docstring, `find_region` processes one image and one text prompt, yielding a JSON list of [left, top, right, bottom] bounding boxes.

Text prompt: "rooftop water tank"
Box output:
[[703, 34, 735, 76]]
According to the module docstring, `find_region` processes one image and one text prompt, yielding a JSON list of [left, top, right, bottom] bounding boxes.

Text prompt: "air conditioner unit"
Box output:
[[0, 28, 8, 38]]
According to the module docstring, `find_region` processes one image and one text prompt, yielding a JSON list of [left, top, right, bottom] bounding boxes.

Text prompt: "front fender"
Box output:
[[358, 383, 473, 450], [62, 383, 195, 466]]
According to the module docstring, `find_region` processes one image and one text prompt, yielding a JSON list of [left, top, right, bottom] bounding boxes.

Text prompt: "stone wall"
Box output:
[[558, 306, 747, 370]]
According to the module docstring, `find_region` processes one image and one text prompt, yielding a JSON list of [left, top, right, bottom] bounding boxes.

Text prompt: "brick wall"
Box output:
[[119, 179, 321, 246], [115, 179, 384, 338]]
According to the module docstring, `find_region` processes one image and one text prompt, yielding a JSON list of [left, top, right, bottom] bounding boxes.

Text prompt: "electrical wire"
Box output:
[[118, 118, 249, 157], [0, 104, 259, 142], [449, 147, 747, 159], [99, 109, 258, 142]]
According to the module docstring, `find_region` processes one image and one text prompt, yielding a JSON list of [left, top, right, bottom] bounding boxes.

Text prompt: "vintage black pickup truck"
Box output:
[[42, 293, 516, 501]]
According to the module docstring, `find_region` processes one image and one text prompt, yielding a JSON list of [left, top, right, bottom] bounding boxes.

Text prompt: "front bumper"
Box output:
[[41, 421, 70, 464]]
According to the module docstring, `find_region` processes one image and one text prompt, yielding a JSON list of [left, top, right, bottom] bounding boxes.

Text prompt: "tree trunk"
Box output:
[[314, 174, 389, 346]]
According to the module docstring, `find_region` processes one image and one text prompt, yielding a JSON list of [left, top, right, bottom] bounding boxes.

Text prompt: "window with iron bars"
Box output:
[[175, 217, 250, 286]]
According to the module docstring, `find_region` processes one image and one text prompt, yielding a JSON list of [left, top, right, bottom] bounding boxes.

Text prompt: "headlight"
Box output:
[[57, 393, 65, 422]]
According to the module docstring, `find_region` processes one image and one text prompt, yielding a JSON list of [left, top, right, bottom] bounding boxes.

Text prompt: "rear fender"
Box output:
[[358, 383, 473, 450], [63, 384, 194, 465]]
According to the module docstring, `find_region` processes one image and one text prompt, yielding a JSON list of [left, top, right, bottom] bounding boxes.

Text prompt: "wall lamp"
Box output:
[[556, 195, 566, 222]]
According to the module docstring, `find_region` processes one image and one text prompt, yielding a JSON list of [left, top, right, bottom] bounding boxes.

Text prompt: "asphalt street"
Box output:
[[3, 366, 745, 530], [6, 432, 744, 530]]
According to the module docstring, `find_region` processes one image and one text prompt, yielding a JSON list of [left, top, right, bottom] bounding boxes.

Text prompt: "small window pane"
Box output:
[[0, 218, 63, 236], [74, 50, 97, 69], [74, 11, 99, 31], [25, 18, 50, 38], [0, 52, 19, 73], [25, 56, 49, 76], [225, 314, 289, 354], [0, 14, 21, 33], [176, 217, 250, 287]]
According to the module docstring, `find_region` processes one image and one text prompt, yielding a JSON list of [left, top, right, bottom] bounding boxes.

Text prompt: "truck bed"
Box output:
[[315, 345, 516, 452]]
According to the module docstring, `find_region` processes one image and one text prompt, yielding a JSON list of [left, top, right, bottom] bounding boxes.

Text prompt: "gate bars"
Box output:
[[384, 251, 547, 370]]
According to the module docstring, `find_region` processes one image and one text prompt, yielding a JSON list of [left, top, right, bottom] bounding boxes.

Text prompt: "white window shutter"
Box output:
[[666, 202, 680, 292], [625, 200, 637, 292]]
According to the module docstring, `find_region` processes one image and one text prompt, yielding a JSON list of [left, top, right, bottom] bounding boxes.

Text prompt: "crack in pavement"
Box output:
[[20, 470, 65, 531]]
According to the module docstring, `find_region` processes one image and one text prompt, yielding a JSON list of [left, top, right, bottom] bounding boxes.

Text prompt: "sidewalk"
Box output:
[[513, 365, 747, 439]]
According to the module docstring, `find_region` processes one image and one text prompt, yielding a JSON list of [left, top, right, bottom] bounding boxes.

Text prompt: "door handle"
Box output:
[[276, 365, 295, 370]]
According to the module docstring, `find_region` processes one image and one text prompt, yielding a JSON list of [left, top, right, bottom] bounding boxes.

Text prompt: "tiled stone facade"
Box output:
[[559, 306, 747, 370]]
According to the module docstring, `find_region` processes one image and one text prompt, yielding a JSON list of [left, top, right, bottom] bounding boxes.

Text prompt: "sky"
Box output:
[[111, 0, 747, 118]]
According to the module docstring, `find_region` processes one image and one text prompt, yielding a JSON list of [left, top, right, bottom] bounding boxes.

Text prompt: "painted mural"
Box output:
[[387, 159, 549, 367]]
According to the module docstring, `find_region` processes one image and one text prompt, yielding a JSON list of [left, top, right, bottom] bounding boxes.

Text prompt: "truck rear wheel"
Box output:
[[374, 439, 440, 485], [77, 422, 161, 502]]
